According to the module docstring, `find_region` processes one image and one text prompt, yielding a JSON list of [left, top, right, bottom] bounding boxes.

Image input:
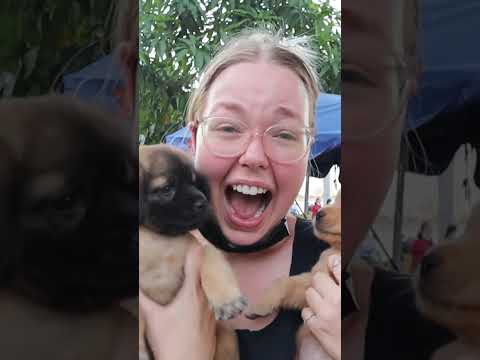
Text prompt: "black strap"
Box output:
[[199, 217, 290, 253]]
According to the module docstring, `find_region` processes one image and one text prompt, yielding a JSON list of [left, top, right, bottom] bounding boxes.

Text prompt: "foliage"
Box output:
[[139, 0, 341, 144], [0, 0, 116, 97]]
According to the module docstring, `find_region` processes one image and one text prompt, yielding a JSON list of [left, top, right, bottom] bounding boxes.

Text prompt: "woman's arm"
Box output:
[[300, 254, 341, 360], [139, 244, 217, 360]]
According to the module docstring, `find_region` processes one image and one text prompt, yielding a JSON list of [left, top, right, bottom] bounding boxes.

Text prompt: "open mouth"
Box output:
[[225, 184, 272, 228]]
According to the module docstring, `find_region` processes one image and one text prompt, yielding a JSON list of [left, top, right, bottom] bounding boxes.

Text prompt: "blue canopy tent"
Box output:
[[165, 92, 341, 175], [405, 0, 480, 187], [62, 54, 125, 114], [391, 0, 480, 265]]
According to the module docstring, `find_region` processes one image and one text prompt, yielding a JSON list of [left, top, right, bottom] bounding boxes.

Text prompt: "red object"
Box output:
[[311, 203, 322, 218]]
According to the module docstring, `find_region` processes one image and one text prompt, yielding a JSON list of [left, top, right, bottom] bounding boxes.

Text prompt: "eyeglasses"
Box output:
[[198, 117, 313, 164]]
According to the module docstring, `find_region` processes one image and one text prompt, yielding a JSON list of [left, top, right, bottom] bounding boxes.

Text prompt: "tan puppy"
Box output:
[[245, 192, 341, 354], [415, 203, 480, 360], [139, 144, 247, 360]]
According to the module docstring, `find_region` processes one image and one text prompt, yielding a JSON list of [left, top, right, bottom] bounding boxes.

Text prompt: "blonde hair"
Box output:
[[186, 28, 320, 129]]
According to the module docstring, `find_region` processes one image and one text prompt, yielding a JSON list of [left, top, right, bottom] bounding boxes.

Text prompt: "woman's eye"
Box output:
[[342, 68, 375, 87], [275, 131, 297, 141], [218, 125, 238, 133]]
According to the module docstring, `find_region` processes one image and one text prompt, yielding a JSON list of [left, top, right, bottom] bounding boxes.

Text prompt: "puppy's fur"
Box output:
[[0, 95, 138, 358], [139, 144, 247, 360], [245, 192, 341, 357], [415, 203, 480, 359]]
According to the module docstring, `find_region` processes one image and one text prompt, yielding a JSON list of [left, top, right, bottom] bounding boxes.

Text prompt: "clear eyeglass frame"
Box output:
[[197, 116, 315, 164]]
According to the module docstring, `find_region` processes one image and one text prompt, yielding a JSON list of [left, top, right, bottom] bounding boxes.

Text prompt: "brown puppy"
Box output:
[[0, 95, 138, 359], [139, 144, 247, 360], [415, 203, 480, 359], [245, 192, 341, 354]]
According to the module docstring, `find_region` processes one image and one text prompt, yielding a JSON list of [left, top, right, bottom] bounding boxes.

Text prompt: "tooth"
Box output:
[[243, 185, 249, 194], [254, 202, 266, 218], [250, 186, 258, 195]]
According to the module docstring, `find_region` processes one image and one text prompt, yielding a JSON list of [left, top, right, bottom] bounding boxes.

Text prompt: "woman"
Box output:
[[341, 0, 454, 359], [139, 30, 341, 360]]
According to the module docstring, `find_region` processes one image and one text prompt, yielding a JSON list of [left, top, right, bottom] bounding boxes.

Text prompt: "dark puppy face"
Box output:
[[139, 144, 210, 236], [0, 95, 138, 309]]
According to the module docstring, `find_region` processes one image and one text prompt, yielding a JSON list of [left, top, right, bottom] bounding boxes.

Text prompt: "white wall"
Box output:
[[373, 145, 479, 253]]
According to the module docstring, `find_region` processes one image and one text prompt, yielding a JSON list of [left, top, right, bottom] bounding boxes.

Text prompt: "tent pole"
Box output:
[[393, 137, 407, 268], [304, 162, 311, 218]]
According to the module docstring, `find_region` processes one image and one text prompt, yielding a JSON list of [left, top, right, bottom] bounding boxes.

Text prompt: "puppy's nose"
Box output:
[[193, 199, 207, 212], [316, 210, 326, 221], [420, 252, 442, 278]]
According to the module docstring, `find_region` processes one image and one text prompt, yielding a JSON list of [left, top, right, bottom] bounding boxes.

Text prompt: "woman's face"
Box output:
[[342, 0, 407, 264], [192, 60, 310, 246]]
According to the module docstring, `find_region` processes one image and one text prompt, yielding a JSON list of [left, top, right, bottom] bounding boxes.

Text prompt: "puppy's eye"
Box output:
[[160, 185, 172, 193], [50, 192, 80, 213]]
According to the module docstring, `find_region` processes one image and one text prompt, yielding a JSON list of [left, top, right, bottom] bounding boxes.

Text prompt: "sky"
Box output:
[[329, 0, 340, 11]]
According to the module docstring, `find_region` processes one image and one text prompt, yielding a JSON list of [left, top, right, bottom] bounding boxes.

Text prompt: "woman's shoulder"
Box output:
[[290, 217, 329, 275]]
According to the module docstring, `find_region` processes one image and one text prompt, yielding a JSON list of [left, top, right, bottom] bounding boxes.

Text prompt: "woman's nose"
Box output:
[[238, 135, 269, 169]]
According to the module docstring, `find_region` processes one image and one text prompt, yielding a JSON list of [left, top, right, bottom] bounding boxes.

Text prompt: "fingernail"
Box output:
[[330, 255, 340, 268]]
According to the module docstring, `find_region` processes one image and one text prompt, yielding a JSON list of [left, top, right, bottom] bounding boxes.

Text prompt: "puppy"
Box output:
[[245, 192, 341, 356], [0, 95, 138, 358], [139, 144, 247, 360], [415, 203, 480, 360]]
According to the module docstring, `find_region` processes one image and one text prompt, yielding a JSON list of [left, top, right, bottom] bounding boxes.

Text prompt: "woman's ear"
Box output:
[[188, 123, 197, 156], [116, 42, 137, 118]]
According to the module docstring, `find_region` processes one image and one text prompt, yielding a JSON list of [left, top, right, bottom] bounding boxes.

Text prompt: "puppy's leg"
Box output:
[[245, 272, 312, 318], [200, 243, 247, 320], [214, 323, 240, 360]]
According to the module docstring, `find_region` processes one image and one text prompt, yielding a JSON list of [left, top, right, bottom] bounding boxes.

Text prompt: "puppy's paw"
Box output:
[[212, 296, 248, 320]]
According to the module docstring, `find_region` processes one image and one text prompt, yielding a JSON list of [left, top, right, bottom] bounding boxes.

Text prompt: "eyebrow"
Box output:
[[207, 101, 246, 117], [273, 106, 303, 121]]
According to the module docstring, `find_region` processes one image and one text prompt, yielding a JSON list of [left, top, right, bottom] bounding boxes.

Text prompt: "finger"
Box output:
[[301, 307, 315, 323], [305, 286, 325, 316], [311, 272, 340, 305], [328, 254, 341, 284]]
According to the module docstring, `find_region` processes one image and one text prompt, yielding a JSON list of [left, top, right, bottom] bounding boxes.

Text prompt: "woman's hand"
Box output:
[[301, 254, 341, 360], [139, 244, 216, 360]]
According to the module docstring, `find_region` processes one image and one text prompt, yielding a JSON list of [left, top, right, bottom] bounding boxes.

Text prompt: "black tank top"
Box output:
[[364, 267, 455, 359], [236, 218, 328, 360]]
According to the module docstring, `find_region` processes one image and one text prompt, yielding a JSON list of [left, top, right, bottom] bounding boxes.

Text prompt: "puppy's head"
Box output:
[[415, 203, 480, 343], [0, 95, 138, 309], [139, 144, 210, 236], [312, 191, 341, 250]]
